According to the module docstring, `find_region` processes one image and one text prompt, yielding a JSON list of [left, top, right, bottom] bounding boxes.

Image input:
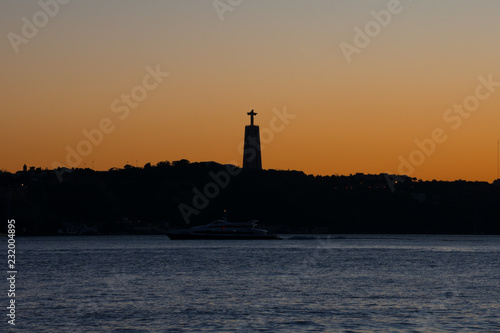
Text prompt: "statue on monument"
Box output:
[[247, 110, 257, 126]]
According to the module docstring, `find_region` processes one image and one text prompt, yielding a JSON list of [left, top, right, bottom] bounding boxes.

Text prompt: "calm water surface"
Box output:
[[4, 235, 500, 332]]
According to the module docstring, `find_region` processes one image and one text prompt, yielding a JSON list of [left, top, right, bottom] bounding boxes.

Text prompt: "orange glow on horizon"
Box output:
[[2, 1, 500, 182]]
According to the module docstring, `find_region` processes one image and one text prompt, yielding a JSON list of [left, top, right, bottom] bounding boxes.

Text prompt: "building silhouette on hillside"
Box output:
[[243, 110, 262, 169]]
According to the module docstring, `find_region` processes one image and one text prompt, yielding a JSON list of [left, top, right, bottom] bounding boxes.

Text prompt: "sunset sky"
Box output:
[[1, 0, 500, 181]]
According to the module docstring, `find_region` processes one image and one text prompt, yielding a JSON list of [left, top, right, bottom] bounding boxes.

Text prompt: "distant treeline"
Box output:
[[1, 160, 500, 235]]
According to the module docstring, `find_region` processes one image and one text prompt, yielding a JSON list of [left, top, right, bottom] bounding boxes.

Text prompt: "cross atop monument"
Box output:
[[247, 110, 257, 126]]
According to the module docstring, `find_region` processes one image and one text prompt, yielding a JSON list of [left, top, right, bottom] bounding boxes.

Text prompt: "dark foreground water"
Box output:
[[3, 235, 500, 332]]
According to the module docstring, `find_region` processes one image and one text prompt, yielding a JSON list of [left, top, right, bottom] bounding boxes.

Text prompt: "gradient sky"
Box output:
[[1, 0, 500, 181]]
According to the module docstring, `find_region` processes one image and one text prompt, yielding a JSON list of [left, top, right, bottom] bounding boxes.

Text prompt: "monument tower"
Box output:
[[243, 110, 262, 169]]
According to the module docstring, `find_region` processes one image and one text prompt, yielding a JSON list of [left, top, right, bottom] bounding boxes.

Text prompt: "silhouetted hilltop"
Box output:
[[1, 160, 500, 235]]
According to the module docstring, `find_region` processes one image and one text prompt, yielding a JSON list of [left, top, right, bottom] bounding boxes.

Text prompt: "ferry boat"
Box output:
[[166, 215, 281, 240]]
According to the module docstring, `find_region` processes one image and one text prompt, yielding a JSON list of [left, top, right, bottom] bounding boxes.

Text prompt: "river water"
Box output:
[[4, 235, 500, 332]]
